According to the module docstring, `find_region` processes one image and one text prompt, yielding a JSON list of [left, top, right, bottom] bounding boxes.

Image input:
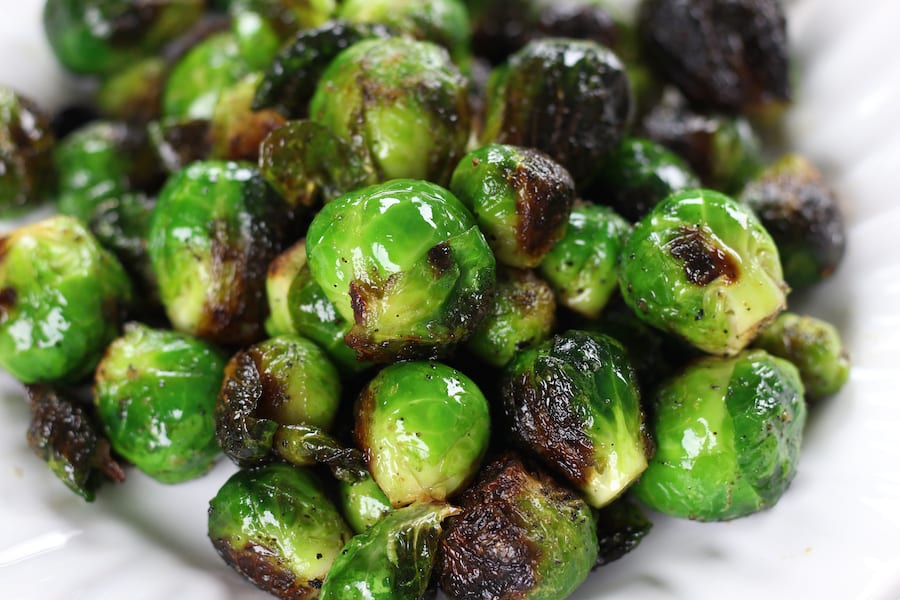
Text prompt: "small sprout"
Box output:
[[618, 188, 787, 356], [594, 496, 653, 567], [501, 330, 650, 508], [354, 361, 491, 507], [94, 323, 226, 483], [0, 87, 55, 214], [438, 452, 598, 600], [273, 424, 369, 482], [208, 462, 353, 599], [321, 502, 458, 600], [450, 144, 575, 268], [147, 117, 211, 174], [633, 349, 806, 521], [337, 474, 393, 534], [209, 73, 287, 163], [97, 56, 168, 123]]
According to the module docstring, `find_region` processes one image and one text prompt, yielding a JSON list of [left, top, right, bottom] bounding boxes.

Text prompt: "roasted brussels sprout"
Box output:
[[321, 502, 457, 600], [354, 361, 491, 507], [216, 334, 342, 466], [450, 144, 575, 268], [25, 384, 125, 501], [94, 323, 225, 483], [337, 474, 393, 534], [208, 462, 353, 599], [147, 160, 288, 346], [480, 37, 633, 187], [438, 452, 598, 600], [147, 117, 212, 174], [538, 203, 631, 318], [208, 73, 286, 162], [740, 154, 847, 288], [619, 188, 787, 356], [96, 56, 168, 123], [594, 496, 653, 566], [502, 330, 650, 508], [633, 349, 806, 521], [0, 216, 132, 384], [309, 37, 471, 186], [753, 312, 850, 400], [638, 0, 790, 113], [305, 179, 495, 362], [0, 87, 55, 214]]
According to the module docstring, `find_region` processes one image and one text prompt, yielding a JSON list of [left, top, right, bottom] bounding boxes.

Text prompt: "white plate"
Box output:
[[2, 1, 900, 598]]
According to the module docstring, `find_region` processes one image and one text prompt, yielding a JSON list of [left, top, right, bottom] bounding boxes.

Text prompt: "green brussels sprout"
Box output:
[[25, 384, 126, 501], [94, 323, 226, 483], [481, 37, 633, 187], [594, 496, 653, 566], [321, 502, 457, 600], [753, 312, 850, 400], [538, 203, 631, 318], [309, 37, 471, 186], [216, 334, 342, 466], [501, 330, 650, 507], [466, 267, 556, 368], [438, 452, 599, 600], [265, 239, 370, 373], [632, 349, 806, 521], [619, 188, 788, 356], [0, 87, 55, 214], [588, 136, 700, 222], [450, 144, 575, 268], [354, 361, 491, 507], [272, 423, 370, 481], [147, 160, 288, 346], [208, 462, 353, 598], [740, 154, 846, 288], [305, 179, 495, 362], [96, 56, 168, 122], [337, 474, 393, 534], [229, 0, 336, 46], [0, 216, 132, 384], [43, 0, 205, 76], [208, 73, 287, 163]]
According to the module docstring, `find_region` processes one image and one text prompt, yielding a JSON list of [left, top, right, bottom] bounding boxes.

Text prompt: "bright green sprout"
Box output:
[[337, 474, 393, 534]]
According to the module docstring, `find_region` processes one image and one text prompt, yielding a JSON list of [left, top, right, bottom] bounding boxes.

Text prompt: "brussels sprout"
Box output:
[[321, 502, 456, 600], [450, 144, 575, 268], [216, 334, 342, 466], [94, 323, 226, 483], [147, 160, 288, 346], [43, 0, 205, 76], [309, 37, 471, 186], [501, 330, 650, 508], [619, 188, 787, 356], [638, 0, 790, 113], [96, 56, 168, 123], [740, 154, 847, 288], [481, 37, 633, 187], [0, 87, 55, 214], [208, 73, 287, 162], [753, 312, 850, 400], [354, 361, 491, 507], [229, 0, 336, 44], [208, 462, 353, 598], [633, 349, 806, 521], [147, 117, 212, 173], [25, 384, 126, 501], [337, 474, 393, 534], [594, 496, 653, 566], [588, 136, 700, 222], [538, 203, 631, 318], [305, 179, 495, 362], [466, 267, 556, 368], [438, 452, 598, 600], [0, 216, 132, 384]]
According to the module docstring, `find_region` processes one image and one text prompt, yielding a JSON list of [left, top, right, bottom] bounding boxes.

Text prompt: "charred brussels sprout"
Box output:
[[481, 37, 633, 187], [438, 453, 598, 600], [450, 144, 575, 268], [337, 474, 393, 534], [594, 497, 653, 566], [208, 73, 286, 163], [502, 330, 650, 508], [94, 323, 226, 483], [740, 154, 847, 288], [619, 188, 787, 356], [305, 179, 495, 362], [633, 349, 806, 521], [208, 462, 353, 599], [309, 37, 471, 186], [354, 361, 490, 507], [216, 334, 341, 466], [753, 312, 850, 400], [538, 203, 631, 319], [0, 87, 55, 213], [148, 160, 288, 346], [0, 216, 132, 384], [321, 502, 457, 600]]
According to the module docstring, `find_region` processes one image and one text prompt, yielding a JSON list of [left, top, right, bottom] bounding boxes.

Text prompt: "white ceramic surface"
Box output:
[[2, 1, 900, 598]]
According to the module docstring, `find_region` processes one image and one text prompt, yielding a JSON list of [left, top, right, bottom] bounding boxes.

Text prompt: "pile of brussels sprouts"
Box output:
[[0, 0, 852, 598]]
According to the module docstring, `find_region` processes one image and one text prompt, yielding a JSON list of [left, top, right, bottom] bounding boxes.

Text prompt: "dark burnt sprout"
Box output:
[[0, 87, 56, 214]]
